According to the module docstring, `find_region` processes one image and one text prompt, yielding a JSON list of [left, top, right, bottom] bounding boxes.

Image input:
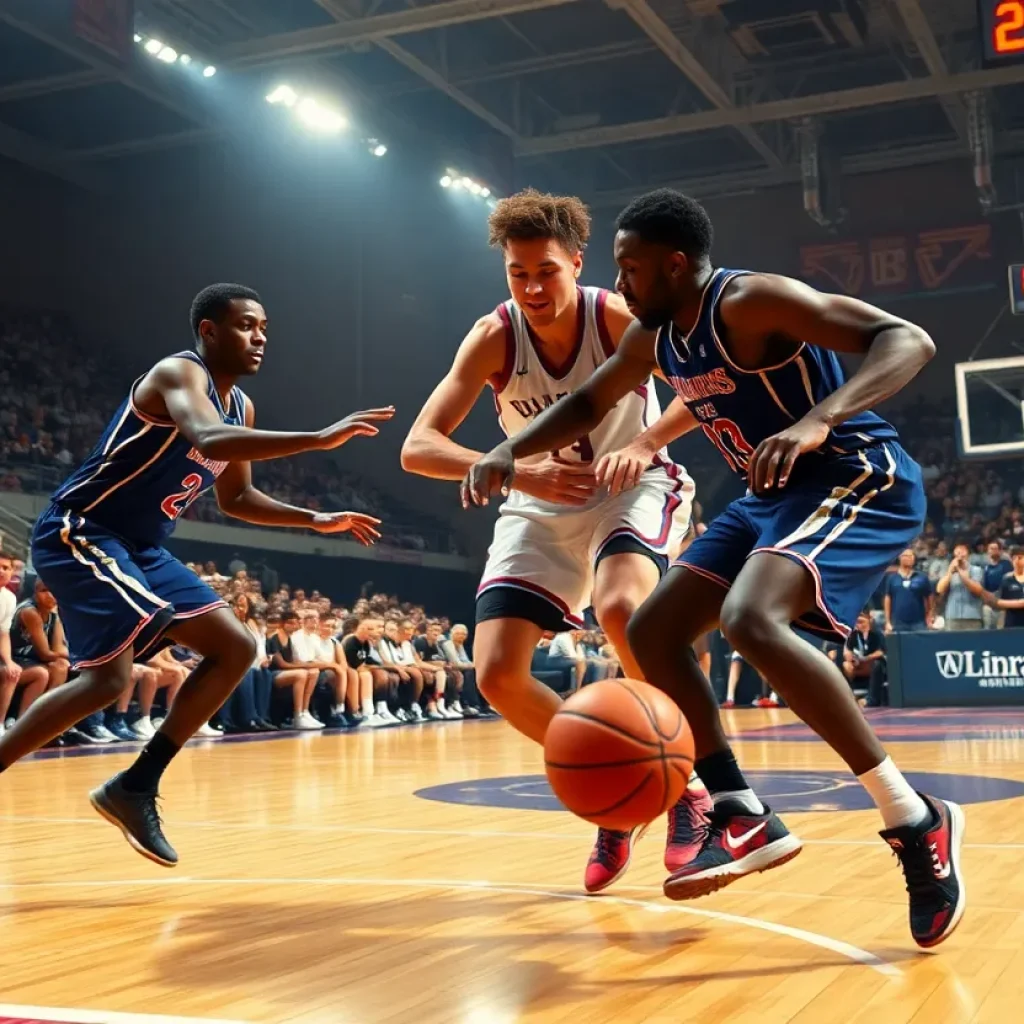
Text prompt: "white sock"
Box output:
[[333, 704, 344, 716], [361, 702, 374, 717], [857, 756, 930, 830], [376, 701, 388, 715], [712, 788, 765, 816], [687, 772, 706, 793]]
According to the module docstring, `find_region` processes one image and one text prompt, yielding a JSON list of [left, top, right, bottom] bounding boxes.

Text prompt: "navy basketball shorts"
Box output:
[[31, 504, 226, 670], [677, 442, 924, 641]]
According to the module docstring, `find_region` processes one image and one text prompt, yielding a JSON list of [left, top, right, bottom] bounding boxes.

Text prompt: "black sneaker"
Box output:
[[663, 804, 802, 900], [89, 772, 178, 867], [326, 713, 350, 728], [880, 793, 965, 948]]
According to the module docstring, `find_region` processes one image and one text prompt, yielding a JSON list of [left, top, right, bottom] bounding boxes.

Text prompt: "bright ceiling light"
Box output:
[[203, 65, 217, 77], [440, 175, 453, 188], [179, 53, 192, 65], [144, 38, 163, 54], [481, 187, 491, 198], [372, 143, 387, 157], [133, 33, 142, 43], [468, 181, 482, 195], [297, 97, 346, 133], [266, 84, 298, 107], [157, 46, 178, 63]]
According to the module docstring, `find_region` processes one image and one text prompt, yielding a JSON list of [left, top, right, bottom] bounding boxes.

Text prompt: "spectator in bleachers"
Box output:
[[379, 619, 426, 722], [267, 610, 320, 729], [935, 542, 986, 631], [286, 611, 333, 730], [315, 616, 352, 727], [340, 616, 393, 726], [415, 621, 460, 718], [546, 630, 587, 693], [986, 546, 1024, 629], [398, 618, 443, 720], [883, 549, 933, 633], [844, 611, 888, 708], [440, 623, 482, 716], [982, 540, 1013, 628]]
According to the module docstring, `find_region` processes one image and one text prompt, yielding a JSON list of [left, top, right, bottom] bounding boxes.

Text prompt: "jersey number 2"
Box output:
[[553, 435, 594, 464], [702, 418, 755, 473], [161, 473, 204, 520]]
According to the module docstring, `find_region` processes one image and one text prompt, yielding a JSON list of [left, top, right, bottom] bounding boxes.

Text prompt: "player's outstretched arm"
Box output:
[[723, 274, 934, 493], [140, 358, 394, 463], [401, 315, 506, 482], [461, 322, 659, 507], [214, 397, 382, 545]]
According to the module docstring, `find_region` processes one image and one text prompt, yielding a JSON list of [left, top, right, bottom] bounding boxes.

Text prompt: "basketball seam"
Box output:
[[572, 765, 656, 819], [545, 754, 695, 770], [612, 678, 684, 743], [554, 710, 662, 749]]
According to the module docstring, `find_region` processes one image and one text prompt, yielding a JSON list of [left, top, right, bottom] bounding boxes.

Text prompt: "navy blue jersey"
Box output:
[[655, 269, 900, 480], [11, 599, 57, 662], [53, 350, 247, 547]]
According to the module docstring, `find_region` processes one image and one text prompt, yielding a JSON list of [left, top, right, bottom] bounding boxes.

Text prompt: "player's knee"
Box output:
[[476, 658, 521, 703], [594, 593, 640, 640], [625, 598, 661, 660], [719, 597, 778, 654]]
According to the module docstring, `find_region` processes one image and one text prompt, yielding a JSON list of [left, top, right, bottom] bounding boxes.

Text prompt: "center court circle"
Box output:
[[414, 770, 1024, 813]]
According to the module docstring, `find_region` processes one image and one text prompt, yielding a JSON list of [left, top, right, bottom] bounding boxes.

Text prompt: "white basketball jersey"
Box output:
[[493, 286, 667, 514]]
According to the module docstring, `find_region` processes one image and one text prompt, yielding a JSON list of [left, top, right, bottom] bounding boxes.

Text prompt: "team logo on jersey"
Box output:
[[667, 368, 736, 403], [507, 392, 570, 420], [186, 447, 229, 477]]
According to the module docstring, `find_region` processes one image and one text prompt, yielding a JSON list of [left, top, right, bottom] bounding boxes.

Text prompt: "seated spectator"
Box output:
[[546, 630, 587, 694], [285, 611, 333, 730], [935, 542, 986, 631], [266, 610, 319, 729], [0, 552, 48, 734], [441, 623, 482, 716], [315, 616, 352, 727], [398, 618, 443, 720], [416, 620, 461, 718], [340, 616, 392, 727], [379, 619, 426, 722], [365, 618, 403, 722], [843, 611, 887, 708], [883, 549, 933, 633]]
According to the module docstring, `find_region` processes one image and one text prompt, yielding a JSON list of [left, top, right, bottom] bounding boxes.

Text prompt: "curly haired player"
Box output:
[[402, 189, 709, 891]]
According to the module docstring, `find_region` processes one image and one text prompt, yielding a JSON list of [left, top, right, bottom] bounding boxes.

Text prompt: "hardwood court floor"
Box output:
[[1, 708, 1024, 1023]]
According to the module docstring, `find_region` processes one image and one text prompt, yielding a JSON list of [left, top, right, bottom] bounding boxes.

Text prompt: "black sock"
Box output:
[[120, 732, 181, 793], [693, 749, 763, 813]]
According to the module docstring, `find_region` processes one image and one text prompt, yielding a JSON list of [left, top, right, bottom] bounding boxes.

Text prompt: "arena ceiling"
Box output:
[[2, 0, 1024, 205]]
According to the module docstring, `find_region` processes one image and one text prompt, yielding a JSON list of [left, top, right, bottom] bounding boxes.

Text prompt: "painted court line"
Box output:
[[0, 1004, 246, 1023], [0, 813, 1019, 849], [0, 875, 900, 978]]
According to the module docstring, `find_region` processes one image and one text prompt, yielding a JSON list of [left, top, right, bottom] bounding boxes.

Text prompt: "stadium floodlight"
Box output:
[[481, 188, 491, 198], [203, 65, 217, 78], [179, 53, 192, 65], [440, 175, 453, 188], [133, 34, 142, 43], [372, 143, 387, 157], [468, 181, 482, 195], [157, 46, 178, 63], [144, 39, 163, 54], [297, 97, 346, 133], [460, 176, 473, 189], [266, 84, 298, 107]]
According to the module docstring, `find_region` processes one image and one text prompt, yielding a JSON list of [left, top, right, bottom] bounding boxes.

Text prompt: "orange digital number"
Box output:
[[995, 1, 1024, 54]]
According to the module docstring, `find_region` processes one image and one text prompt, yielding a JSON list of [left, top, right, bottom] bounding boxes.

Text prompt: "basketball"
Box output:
[[544, 678, 694, 830]]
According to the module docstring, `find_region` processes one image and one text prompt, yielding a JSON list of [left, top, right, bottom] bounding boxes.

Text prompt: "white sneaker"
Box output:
[[96, 723, 120, 742], [151, 716, 165, 730], [299, 711, 326, 730], [395, 708, 409, 723], [131, 716, 156, 740], [426, 705, 444, 721], [364, 713, 388, 728], [410, 703, 425, 722], [382, 708, 400, 724], [196, 722, 221, 738]]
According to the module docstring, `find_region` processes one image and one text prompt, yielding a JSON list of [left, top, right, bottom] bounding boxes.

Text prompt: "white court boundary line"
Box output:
[[0, 874, 900, 978], [0, 1003, 246, 1023], [0, 813, 1019, 849]]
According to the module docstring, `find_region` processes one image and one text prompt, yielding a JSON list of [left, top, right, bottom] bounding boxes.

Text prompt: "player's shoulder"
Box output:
[[147, 351, 210, 385], [454, 310, 514, 386]]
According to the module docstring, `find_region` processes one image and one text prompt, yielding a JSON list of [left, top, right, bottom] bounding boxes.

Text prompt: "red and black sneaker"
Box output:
[[663, 805, 801, 900], [880, 793, 966, 948], [664, 784, 713, 872], [584, 824, 648, 894]]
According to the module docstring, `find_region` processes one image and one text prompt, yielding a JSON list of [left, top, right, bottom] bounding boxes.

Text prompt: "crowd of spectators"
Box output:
[[0, 551, 493, 747], [0, 306, 458, 553]]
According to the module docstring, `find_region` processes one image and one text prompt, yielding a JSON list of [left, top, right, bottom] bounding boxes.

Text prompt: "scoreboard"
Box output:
[[1010, 264, 1024, 316], [980, 1, 1024, 64]]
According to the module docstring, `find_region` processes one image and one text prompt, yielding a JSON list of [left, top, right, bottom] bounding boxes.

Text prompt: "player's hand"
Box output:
[[747, 416, 830, 495], [594, 441, 655, 496], [462, 445, 516, 508], [316, 407, 395, 450], [514, 456, 599, 506], [310, 511, 382, 545], [0, 661, 21, 686]]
